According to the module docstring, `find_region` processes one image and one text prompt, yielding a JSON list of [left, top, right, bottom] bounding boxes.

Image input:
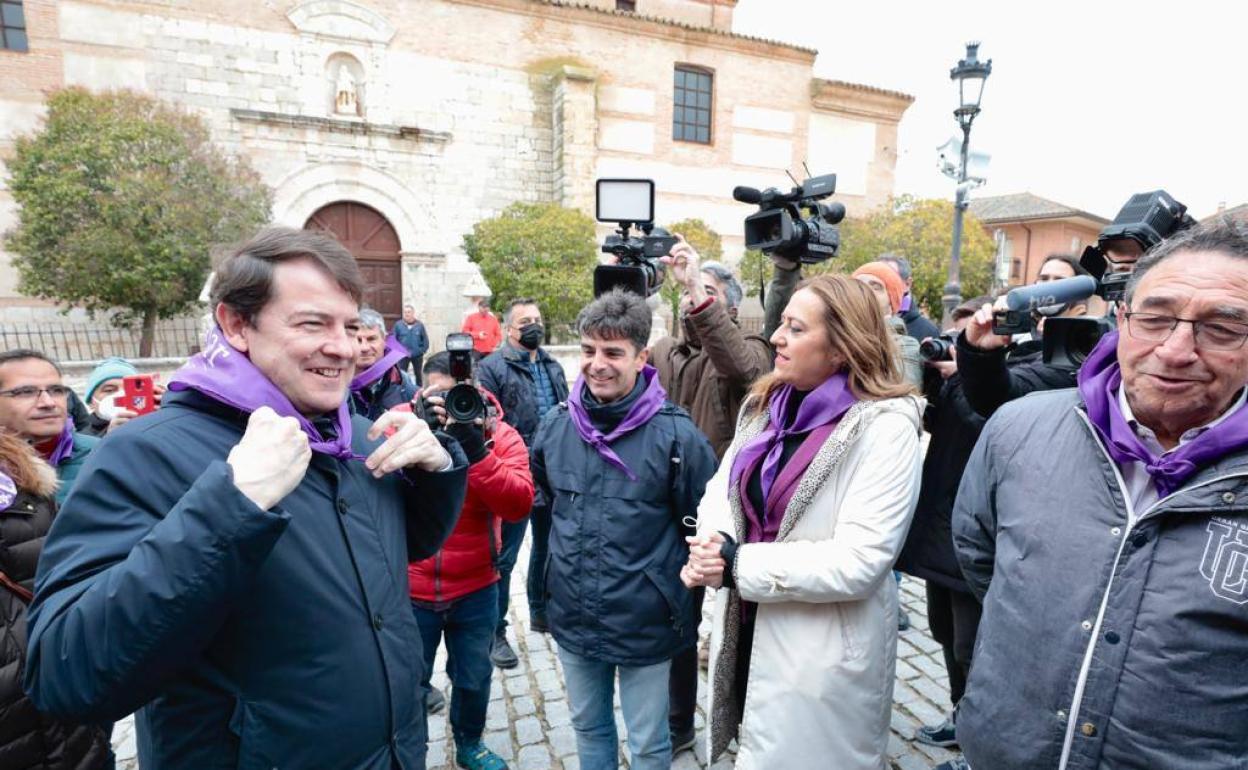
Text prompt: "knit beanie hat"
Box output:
[[852, 262, 906, 314], [85, 357, 138, 403]]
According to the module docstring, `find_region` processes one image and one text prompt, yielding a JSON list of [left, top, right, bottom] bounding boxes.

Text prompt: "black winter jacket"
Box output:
[[0, 488, 111, 770], [531, 397, 716, 666], [955, 332, 1075, 419], [477, 345, 569, 445], [900, 305, 940, 343]]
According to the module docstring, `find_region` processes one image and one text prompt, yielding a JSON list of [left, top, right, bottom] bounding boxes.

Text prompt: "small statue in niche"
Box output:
[[335, 66, 360, 116]]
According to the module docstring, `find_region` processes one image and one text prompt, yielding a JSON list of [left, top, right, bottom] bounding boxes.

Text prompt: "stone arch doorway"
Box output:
[[304, 201, 402, 327]]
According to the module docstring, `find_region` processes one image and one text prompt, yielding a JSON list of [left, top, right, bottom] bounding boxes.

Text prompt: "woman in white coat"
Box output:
[[682, 274, 924, 769]]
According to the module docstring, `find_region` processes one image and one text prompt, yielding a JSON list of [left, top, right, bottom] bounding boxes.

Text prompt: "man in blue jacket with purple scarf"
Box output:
[[530, 289, 716, 770], [953, 217, 1248, 770], [24, 227, 469, 770]]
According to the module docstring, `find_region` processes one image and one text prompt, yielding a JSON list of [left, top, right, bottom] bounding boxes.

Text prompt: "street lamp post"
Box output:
[[942, 42, 992, 326]]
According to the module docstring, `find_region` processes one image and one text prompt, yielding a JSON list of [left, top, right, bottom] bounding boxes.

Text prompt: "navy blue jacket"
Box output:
[[24, 390, 467, 770], [530, 400, 715, 666], [393, 320, 429, 360], [477, 345, 569, 445]]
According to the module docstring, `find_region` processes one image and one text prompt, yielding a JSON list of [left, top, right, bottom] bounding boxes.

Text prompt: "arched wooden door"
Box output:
[[304, 201, 402, 327]]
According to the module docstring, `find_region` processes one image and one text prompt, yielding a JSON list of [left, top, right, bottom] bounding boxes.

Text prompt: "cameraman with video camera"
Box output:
[[956, 254, 1091, 419], [409, 346, 534, 770]]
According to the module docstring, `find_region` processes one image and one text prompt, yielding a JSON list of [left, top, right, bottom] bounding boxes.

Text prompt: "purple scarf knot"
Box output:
[[728, 373, 858, 539], [350, 334, 409, 393], [169, 327, 363, 461], [1078, 330, 1248, 498], [567, 365, 667, 481]]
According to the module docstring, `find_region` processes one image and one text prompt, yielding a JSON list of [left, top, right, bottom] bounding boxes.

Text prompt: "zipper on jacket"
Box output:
[[1058, 410, 1248, 769]]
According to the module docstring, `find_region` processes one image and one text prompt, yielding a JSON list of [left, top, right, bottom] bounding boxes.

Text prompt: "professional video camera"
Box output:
[[416, 332, 487, 430], [1078, 189, 1196, 302], [594, 179, 673, 297], [988, 274, 1113, 370], [733, 171, 846, 264]]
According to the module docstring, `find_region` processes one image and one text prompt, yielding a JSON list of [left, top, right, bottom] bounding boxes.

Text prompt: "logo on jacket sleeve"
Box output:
[[1200, 518, 1248, 604]]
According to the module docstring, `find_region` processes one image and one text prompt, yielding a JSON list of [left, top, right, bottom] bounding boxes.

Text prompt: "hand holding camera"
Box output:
[[966, 300, 1012, 351], [659, 236, 707, 307]]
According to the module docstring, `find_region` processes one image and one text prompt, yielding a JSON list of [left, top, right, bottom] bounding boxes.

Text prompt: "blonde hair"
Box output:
[[749, 274, 917, 414], [0, 430, 58, 499]]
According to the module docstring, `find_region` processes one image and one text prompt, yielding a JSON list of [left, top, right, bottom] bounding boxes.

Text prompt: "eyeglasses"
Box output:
[[0, 385, 74, 402], [1124, 312, 1248, 351]]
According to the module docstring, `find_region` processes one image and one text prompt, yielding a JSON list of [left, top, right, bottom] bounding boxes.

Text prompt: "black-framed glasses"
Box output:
[[1124, 312, 1248, 350]]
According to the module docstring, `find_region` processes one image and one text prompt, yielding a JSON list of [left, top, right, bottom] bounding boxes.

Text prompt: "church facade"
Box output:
[[0, 0, 912, 344]]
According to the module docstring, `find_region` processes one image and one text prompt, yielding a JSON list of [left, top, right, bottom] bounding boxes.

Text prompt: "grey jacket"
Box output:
[[954, 388, 1248, 770]]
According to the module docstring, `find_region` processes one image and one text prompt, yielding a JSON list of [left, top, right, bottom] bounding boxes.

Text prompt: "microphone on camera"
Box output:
[[1005, 275, 1098, 313], [733, 186, 763, 204]]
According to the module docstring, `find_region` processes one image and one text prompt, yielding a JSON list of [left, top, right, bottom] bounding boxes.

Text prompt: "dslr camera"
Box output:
[[920, 333, 957, 362], [416, 333, 488, 429], [594, 179, 673, 297], [733, 172, 846, 264]]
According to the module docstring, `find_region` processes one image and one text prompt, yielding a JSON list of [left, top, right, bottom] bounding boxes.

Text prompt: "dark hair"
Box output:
[[0, 348, 61, 388], [878, 253, 911, 281], [1038, 253, 1089, 278], [423, 351, 450, 377], [504, 297, 540, 327], [953, 294, 992, 320], [576, 289, 651, 352], [211, 226, 365, 325], [1126, 217, 1248, 304]]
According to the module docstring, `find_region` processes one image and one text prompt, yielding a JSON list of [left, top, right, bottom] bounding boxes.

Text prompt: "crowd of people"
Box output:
[[1, 198, 1247, 770]]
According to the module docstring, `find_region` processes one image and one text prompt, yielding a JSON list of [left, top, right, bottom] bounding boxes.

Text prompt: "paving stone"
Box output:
[[548, 724, 577, 757], [515, 716, 544, 746], [516, 744, 554, 769], [513, 694, 538, 717], [544, 698, 571, 727]]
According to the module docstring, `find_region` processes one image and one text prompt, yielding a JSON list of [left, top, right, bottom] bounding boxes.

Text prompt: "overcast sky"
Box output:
[[733, 0, 1246, 220]]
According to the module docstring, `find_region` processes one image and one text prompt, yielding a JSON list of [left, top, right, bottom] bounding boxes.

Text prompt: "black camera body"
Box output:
[[597, 224, 673, 298], [1079, 189, 1196, 302], [1042, 316, 1116, 370], [734, 173, 846, 264], [594, 178, 670, 297], [416, 332, 487, 430], [920, 333, 957, 362]]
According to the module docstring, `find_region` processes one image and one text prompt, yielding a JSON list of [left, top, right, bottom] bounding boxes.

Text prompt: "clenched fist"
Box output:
[[228, 406, 312, 510]]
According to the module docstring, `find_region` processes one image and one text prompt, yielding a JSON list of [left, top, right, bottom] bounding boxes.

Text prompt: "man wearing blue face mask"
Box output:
[[476, 297, 569, 667]]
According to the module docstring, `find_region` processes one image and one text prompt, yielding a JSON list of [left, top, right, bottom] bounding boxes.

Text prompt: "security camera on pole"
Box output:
[[941, 41, 992, 327]]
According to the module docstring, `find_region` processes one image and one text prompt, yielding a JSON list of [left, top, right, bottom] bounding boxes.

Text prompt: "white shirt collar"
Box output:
[[1117, 384, 1248, 455]]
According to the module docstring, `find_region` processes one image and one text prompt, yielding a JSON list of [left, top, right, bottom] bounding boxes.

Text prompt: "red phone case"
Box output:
[[114, 375, 158, 416]]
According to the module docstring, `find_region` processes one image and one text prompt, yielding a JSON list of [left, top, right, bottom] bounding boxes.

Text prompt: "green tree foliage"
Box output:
[[4, 88, 272, 356], [659, 218, 723, 318], [462, 202, 598, 341], [735, 195, 996, 315]]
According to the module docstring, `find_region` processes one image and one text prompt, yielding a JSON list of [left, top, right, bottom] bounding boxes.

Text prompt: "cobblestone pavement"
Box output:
[[112, 542, 960, 770]]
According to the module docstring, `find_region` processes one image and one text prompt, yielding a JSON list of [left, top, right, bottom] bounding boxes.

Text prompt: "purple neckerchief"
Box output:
[[567, 365, 667, 481], [168, 327, 362, 460], [730, 373, 858, 506], [0, 471, 15, 510], [350, 334, 408, 393], [48, 418, 75, 467], [738, 421, 838, 544], [899, 293, 912, 314], [1078, 330, 1248, 498]]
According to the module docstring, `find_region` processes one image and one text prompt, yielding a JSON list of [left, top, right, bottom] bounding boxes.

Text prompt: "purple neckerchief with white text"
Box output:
[[1078, 330, 1248, 498], [168, 327, 362, 460]]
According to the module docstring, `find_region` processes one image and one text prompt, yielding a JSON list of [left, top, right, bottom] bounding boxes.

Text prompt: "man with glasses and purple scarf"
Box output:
[[0, 349, 97, 503], [23, 227, 469, 770], [530, 289, 716, 770], [952, 218, 1248, 770]]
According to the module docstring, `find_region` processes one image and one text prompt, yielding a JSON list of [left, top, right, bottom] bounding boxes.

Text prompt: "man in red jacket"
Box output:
[[409, 352, 535, 770]]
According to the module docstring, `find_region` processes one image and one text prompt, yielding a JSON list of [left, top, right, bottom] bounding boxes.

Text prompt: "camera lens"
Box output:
[[920, 338, 954, 362], [445, 384, 485, 424]]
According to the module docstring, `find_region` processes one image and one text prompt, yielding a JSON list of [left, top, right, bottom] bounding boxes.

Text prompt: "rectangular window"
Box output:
[[673, 66, 713, 144], [1, 1, 27, 52], [616, 0, 636, 11]]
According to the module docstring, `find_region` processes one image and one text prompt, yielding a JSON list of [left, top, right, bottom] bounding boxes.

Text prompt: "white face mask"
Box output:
[[94, 393, 123, 421]]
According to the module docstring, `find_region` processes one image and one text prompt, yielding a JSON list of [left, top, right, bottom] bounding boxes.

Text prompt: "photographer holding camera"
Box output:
[[956, 254, 1091, 419], [409, 350, 534, 770]]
